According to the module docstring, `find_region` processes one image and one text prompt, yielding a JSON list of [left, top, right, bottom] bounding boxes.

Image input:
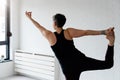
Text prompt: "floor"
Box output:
[[1, 75, 37, 80]]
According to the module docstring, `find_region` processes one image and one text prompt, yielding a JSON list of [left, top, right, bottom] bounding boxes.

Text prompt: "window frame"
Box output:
[[0, 0, 11, 60]]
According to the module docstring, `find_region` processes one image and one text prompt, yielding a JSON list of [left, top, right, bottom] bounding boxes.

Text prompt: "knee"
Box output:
[[109, 62, 114, 68], [106, 61, 114, 69]]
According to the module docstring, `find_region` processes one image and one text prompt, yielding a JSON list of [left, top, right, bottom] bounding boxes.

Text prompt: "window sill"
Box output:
[[0, 60, 12, 63]]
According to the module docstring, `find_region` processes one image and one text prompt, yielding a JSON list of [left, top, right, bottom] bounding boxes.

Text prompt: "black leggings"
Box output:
[[64, 46, 114, 80]]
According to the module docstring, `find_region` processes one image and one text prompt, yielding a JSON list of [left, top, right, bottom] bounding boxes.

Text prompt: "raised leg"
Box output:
[[82, 28, 115, 71]]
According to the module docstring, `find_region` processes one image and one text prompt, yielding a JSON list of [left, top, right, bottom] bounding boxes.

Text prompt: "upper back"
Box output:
[[52, 29, 74, 47], [46, 29, 73, 46]]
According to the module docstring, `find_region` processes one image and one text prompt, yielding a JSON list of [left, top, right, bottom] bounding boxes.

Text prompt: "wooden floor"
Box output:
[[1, 75, 37, 80]]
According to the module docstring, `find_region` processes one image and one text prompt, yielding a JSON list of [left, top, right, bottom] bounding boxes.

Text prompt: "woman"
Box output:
[[25, 11, 115, 80]]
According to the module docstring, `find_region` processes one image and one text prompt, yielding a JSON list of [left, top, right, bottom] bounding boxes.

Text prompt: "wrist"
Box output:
[[108, 40, 114, 46], [29, 17, 32, 20], [108, 43, 114, 46], [29, 17, 34, 21], [100, 30, 106, 35]]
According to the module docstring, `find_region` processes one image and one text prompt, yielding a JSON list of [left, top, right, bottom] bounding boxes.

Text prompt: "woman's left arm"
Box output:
[[67, 27, 114, 38]]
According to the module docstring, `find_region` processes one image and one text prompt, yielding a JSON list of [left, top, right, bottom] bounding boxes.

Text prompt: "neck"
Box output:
[[56, 27, 63, 34]]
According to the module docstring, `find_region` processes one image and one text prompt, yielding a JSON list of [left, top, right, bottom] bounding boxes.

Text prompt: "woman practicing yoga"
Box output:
[[25, 11, 115, 80]]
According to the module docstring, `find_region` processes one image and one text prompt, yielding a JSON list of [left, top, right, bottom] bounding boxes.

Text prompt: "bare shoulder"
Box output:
[[66, 27, 87, 38], [44, 30, 57, 46], [64, 28, 73, 40], [67, 27, 83, 33], [65, 27, 77, 38], [66, 27, 81, 34]]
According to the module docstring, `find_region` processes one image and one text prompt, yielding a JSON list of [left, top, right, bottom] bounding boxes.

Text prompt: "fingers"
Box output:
[[106, 30, 115, 46], [25, 11, 32, 18], [106, 27, 115, 46], [25, 11, 32, 14], [108, 27, 114, 31], [111, 27, 114, 31], [25, 11, 32, 15], [107, 28, 115, 37], [106, 27, 114, 35]]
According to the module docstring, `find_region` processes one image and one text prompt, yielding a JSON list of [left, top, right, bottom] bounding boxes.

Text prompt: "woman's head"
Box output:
[[53, 13, 66, 28]]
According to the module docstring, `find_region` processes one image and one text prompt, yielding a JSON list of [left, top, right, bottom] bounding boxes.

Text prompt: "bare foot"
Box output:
[[106, 28, 115, 46]]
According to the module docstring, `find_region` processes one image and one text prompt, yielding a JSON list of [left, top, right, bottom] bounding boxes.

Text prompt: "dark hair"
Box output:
[[53, 13, 66, 28]]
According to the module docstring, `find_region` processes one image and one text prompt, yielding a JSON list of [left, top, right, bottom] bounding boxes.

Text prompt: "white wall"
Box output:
[[19, 0, 120, 80], [10, 0, 21, 76], [10, 0, 21, 59]]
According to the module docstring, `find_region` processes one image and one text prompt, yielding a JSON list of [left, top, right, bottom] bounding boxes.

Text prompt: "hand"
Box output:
[[25, 11, 32, 19], [106, 27, 115, 46], [106, 27, 114, 35]]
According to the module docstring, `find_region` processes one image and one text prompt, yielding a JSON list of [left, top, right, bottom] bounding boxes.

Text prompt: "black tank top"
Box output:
[[51, 30, 85, 65]]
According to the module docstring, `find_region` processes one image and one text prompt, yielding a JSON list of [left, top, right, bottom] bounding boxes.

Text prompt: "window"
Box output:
[[0, 0, 10, 60]]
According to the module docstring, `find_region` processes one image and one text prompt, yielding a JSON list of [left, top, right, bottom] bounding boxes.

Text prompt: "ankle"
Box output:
[[108, 41, 114, 46]]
